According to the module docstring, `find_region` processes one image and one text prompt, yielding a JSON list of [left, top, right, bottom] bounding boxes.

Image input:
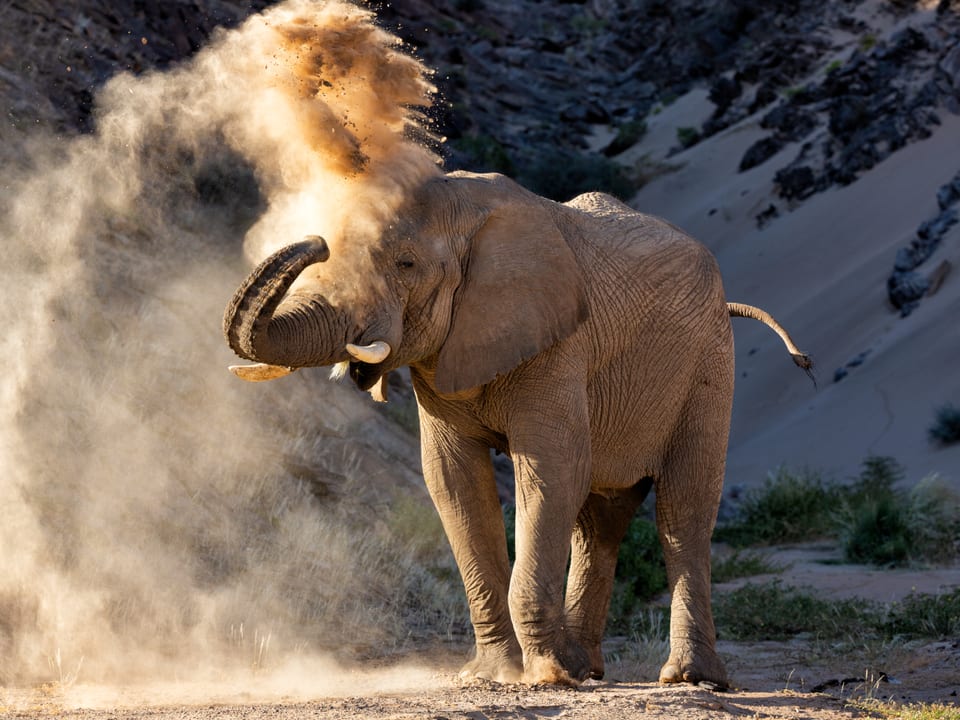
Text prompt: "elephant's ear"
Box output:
[[435, 205, 589, 394]]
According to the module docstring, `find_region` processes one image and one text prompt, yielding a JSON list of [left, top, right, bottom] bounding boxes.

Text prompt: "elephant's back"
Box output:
[[562, 199, 734, 484]]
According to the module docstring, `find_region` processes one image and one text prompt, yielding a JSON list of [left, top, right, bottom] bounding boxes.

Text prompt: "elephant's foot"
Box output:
[[522, 637, 592, 686], [658, 645, 728, 688], [459, 643, 523, 684], [583, 640, 605, 680]]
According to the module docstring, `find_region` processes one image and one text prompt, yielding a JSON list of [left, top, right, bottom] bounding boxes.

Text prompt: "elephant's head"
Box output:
[[223, 172, 590, 398]]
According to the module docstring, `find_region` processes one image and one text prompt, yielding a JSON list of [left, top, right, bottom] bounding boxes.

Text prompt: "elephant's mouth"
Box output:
[[349, 360, 384, 391]]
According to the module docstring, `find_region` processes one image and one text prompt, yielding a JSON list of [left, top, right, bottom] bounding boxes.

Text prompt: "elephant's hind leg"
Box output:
[[565, 480, 651, 679], [654, 374, 732, 688]]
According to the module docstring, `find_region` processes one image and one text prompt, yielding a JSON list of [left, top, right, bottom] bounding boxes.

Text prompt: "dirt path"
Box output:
[[2, 678, 871, 720]]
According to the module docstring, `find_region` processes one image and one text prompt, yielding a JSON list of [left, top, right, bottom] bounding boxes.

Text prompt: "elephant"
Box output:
[[223, 171, 812, 687]]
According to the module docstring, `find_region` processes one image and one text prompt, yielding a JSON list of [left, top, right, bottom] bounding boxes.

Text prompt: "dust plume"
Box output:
[[0, 0, 462, 696]]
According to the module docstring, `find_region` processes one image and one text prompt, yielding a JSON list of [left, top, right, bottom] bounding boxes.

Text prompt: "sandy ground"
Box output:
[[4, 652, 956, 720]]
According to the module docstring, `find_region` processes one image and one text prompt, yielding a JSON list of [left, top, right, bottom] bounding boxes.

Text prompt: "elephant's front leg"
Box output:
[[419, 414, 522, 683], [508, 393, 593, 685]]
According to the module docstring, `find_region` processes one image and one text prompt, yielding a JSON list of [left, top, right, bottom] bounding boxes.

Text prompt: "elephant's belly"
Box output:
[[586, 394, 679, 490]]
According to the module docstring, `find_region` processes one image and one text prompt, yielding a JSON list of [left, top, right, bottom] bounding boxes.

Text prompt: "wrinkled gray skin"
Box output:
[[224, 171, 811, 687]]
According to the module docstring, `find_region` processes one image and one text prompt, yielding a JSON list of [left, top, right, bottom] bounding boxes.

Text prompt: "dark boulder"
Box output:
[[829, 96, 871, 138], [709, 75, 743, 116], [739, 136, 784, 172], [937, 171, 960, 210], [774, 165, 817, 200], [887, 271, 931, 315], [761, 104, 817, 141], [917, 208, 959, 240]]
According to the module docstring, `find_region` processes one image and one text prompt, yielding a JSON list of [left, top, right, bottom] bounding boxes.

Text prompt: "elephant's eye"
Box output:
[[396, 253, 417, 271]]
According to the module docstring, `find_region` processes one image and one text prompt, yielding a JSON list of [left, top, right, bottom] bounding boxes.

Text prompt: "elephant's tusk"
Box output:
[[228, 363, 295, 382], [345, 341, 391, 364]]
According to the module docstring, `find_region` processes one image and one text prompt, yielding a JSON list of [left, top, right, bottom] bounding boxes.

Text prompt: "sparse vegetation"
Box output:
[[475, 25, 499, 43], [675, 126, 701, 149], [716, 457, 960, 568], [711, 550, 783, 584], [884, 588, 960, 639], [714, 467, 840, 547], [508, 454, 956, 648], [835, 456, 911, 566], [783, 84, 809, 100], [835, 458, 960, 567], [452, 133, 515, 175], [608, 517, 668, 631], [603, 119, 648, 157], [714, 581, 960, 643], [381, 387, 420, 437], [928, 403, 960, 445], [603, 608, 670, 679], [519, 149, 637, 202], [857, 700, 960, 720], [714, 580, 876, 642], [385, 495, 471, 640]]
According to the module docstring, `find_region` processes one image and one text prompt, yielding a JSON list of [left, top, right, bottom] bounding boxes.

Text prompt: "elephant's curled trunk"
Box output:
[[223, 237, 332, 367]]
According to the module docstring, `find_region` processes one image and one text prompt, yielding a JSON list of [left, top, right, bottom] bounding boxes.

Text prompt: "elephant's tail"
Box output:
[[727, 302, 815, 386]]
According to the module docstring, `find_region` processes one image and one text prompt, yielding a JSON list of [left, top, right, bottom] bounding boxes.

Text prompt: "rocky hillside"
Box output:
[[5, 0, 960, 487], [380, 0, 960, 203], [11, 1, 958, 190]]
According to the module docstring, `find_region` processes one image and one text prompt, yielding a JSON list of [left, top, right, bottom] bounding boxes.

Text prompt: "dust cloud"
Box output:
[[0, 0, 457, 700]]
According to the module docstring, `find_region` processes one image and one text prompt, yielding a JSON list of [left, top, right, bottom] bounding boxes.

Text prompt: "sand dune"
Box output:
[[631, 90, 960, 491]]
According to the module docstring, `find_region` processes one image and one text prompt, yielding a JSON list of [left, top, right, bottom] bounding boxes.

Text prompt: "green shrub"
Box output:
[[711, 550, 782, 584], [675, 126, 701, 149], [607, 517, 668, 631], [615, 517, 667, 599], [519, 150, 637, 202], [713, 581, 878, 641], [884, 589, 960, 640], [716, 457, 959, 567], [607, 515, 667, 633], [571, 12, 607, 35], [825, 59, 843, 74], [929, 404, 960, 445], [904, 476, 960, 562], [838, 457, 909, 564], [603, 119, 648, 157], [713, 467, 840, 547], [840, 492, 913, 565], [714, 581, 960, 643], [452, 133, 515, 175], [836, 457, 960, 567]]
